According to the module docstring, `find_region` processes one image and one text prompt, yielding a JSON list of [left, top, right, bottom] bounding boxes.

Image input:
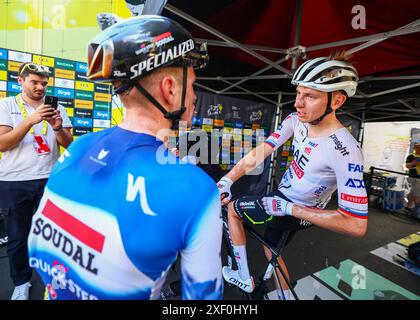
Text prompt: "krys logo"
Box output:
[[207, 104, 223, 116]]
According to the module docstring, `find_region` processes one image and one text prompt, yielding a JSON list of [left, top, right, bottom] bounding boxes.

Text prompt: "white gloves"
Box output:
[[262, 196, 294, 216], [217, 176, 233, 202]]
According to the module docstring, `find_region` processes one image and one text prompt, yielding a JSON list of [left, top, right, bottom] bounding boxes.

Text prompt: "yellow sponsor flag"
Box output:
[[0, 91, 7, 98], [55, 68, 75, 80], [8, 61, 22, 72], [75, 81, 94, 91], [94, 92, 111, 102], [0, 71, 7, 81], [48, 77, 54, 87], [65, 107, 74, 117], [33, 55, 55, 67], [74, 99, 93, 109]]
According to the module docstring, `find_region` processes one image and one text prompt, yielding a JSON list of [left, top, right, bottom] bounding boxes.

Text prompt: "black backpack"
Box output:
[[407, 241, 420, 267]]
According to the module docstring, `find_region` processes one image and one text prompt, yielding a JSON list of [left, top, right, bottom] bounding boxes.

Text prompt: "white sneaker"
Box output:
[[11, 282, 31, 300], [222, 266, 254, 293]]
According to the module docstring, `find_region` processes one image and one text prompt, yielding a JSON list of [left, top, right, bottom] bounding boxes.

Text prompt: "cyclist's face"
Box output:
[[179, 67, 197, 127], [294, 86, 328, 123], [18, 74, 49, 101]]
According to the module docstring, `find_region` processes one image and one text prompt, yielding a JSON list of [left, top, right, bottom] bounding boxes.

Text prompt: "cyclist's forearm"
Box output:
[[226, 144, 268, 182], [291, 205, 367, 238], [0, 120, 32, 152]]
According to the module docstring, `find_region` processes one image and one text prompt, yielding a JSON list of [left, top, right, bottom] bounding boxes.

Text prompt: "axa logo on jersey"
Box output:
[[345, 178, 365, 188]]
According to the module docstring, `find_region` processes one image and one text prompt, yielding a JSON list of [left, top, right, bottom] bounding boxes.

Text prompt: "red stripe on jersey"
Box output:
[[264, 141, 276, 148], [42, 200, 105, 253], [338, 208, 368, 219]]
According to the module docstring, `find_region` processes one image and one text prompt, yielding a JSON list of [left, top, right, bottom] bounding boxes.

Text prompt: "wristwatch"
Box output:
[[53, 125, 63, 132]]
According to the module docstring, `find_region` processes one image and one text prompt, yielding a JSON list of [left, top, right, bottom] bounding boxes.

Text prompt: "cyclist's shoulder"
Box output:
[[172, 163, 218, 193], [326, 127, 362, 154]]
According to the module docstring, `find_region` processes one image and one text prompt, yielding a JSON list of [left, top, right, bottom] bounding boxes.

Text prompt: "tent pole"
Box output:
[[267, 93, 283, 194], [292, 0, 303, 70], [358, 111, 366, 148]]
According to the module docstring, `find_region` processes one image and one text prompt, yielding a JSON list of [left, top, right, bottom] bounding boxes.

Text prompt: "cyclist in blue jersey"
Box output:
[[218, 52, 368, 299], [27, 15, 223, 300]]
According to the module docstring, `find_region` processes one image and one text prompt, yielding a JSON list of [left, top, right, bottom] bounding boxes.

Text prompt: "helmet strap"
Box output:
[[132, 66, 187, 124], [309, 92, 332, 125]]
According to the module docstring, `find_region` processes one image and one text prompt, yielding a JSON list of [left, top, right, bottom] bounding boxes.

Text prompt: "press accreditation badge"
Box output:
[[33, 135, 51, 155]]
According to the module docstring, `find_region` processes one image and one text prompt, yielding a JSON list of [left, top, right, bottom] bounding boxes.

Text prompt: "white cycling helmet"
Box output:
[[291, 57, 359, 97]]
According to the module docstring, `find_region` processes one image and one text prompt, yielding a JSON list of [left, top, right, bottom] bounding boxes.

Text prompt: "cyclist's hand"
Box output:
[[217, 176, 233, 204], [262, 196, 294, 216]]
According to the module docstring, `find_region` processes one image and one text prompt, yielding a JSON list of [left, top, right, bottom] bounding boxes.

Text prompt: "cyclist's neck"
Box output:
[[307, 112, 343, 139], [119, 104, 173, 138]]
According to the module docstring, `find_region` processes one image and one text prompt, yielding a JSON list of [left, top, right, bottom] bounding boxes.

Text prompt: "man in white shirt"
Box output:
[[0, 62, 73, 299]]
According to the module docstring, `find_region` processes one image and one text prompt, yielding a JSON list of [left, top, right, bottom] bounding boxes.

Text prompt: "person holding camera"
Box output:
[[0, 62, 73, 299]]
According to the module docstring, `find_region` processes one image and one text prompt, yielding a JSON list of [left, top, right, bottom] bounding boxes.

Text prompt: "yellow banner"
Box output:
[[48, 77, 54, 87], [55, 68, 75, 80], [202, 124, 213, 133], [74, 99, 93, 109], [214, 119, 225, 127], [33, 55, 55, 67], [75, 81, 94, 91], [93, 128, 105, 132], [8, 61, 22, 72], [0, 71, 6, 81], [65, 107, 74, 117], [94, 92, 111, 102], [0, 91, 6, 98]]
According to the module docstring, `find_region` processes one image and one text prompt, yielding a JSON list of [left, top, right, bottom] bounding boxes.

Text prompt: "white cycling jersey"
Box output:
[[265, 112, 368, 219]]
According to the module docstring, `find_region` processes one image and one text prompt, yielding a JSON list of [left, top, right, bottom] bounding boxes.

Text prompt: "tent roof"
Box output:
[[165, 0, 420, 122]]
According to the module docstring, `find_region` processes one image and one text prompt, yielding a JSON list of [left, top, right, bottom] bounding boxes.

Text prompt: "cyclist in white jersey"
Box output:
[[217, 52, 368, 299]]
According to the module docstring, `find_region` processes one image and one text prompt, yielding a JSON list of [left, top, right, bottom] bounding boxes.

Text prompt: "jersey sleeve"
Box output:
[[180, 181, 223, 300], [264, 112, 297, 151], [329, 134, 368, 219], [0, 100, 13, 127]]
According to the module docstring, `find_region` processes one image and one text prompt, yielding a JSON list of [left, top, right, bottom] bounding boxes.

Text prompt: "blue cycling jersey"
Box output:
[[27, 126, 223, 300]]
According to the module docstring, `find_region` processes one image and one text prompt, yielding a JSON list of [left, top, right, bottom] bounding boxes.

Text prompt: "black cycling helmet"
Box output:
[[87, 15, 208, 122]]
